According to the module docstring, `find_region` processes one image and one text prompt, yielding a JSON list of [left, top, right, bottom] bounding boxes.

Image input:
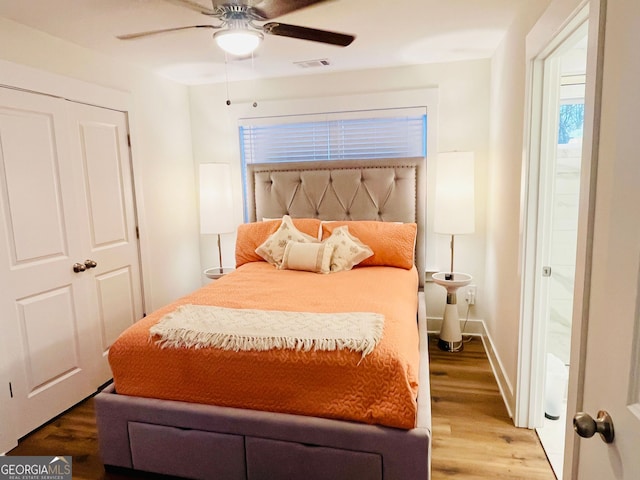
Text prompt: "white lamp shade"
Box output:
[[200, 163, 235, 234], [214, 29, 263, 56], [433, 152, 475, 234]]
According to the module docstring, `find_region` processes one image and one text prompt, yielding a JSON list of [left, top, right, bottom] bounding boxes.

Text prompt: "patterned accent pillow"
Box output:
[[280, 241, 334, 274], [323, 226, 373, 272], [255, 215, 318, 266]]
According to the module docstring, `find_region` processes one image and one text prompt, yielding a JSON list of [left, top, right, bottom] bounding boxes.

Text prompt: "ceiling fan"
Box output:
[[117, 0, 356, 57]]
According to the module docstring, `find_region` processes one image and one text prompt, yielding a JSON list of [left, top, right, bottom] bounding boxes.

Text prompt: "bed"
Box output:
[[95, 157, 431, 480]]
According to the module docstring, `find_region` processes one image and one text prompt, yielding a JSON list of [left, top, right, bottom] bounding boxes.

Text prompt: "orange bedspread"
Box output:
[[109, 262, 420, 429]]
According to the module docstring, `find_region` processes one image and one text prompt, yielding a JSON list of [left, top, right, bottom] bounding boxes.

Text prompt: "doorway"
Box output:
[[518, 5, 590, 479], [535, 35, 588, 478]]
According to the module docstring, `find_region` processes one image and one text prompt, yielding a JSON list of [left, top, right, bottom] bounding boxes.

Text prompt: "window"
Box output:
[[558, 102, 585, 144], [239, 109, 427, 164], [558, 79, 585, 145]]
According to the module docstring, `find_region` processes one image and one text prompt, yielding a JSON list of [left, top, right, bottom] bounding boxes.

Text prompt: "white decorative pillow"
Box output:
[[280, 241, 334, 274], [323, 226, 374, 272], [255, 215, 318, 266]]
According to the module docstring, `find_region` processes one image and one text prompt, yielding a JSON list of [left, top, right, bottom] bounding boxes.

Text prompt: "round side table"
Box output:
[[433, 272, 472, 352], [204, 267, 235, 280]]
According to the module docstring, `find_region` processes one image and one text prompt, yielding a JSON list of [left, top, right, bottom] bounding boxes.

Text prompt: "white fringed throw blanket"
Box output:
[[149, 304, 384, 358]]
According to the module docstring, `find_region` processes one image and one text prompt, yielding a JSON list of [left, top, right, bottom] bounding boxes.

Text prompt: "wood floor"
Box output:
[[429, 336, 554, 479], [7, 335, 555, 479]]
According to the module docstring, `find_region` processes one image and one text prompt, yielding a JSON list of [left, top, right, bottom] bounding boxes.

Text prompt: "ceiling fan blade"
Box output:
[[252, 0, 328, 19], [161, 0, 219, 16], [117, 25, 218, 40], [263, 22, 355, 46]]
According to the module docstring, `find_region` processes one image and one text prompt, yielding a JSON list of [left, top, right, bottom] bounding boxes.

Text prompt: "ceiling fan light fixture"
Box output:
[[214, 29, 263, 56]]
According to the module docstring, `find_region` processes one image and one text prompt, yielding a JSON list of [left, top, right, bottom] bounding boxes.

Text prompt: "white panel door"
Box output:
[[571, 0, 640, 476], [67, 103, 144, 386], [0, 87, 94, 438]]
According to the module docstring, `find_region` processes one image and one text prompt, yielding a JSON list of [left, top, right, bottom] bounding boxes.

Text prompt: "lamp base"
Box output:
[[438, 337, 464, 352], [438, 302, 465, 353]]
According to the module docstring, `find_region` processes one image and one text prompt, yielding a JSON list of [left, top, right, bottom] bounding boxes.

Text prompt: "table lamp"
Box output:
[[199, 163, 235, 274], [433, 152, 475, 352]]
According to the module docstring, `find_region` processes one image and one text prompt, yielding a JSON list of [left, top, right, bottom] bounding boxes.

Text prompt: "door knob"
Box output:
[[73, 262, 86, 273], [84, 259, 97, 269], [573, 410, 615, 443]]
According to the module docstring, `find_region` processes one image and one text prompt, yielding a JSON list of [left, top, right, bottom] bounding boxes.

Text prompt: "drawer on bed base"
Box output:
[[246, 436, 382, 480], [128, 422, 246, 480]]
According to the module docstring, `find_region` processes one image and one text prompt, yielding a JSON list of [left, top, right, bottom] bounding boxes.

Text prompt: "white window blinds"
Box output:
[[239, 108, 426, 163]]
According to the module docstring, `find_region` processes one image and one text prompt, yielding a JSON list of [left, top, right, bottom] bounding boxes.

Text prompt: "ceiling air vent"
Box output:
[[294, 58, 331, 69]]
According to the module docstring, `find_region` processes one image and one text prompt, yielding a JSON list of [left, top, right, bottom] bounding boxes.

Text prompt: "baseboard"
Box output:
[[480, 330, 515, 419], [427, 317, 515, 419], [427, 317, 484, 336]]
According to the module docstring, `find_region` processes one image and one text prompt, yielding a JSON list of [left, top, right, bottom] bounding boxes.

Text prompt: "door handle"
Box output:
[[84, 259, 97, 269], [72, 262, 86, 273], [573, 410, 615, 443]]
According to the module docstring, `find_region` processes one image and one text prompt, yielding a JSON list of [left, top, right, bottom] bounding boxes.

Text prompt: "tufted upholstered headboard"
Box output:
[[245, 157, 426, 286]]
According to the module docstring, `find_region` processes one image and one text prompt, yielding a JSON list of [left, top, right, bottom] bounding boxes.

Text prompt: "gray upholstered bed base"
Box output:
[[95, 158, 431, 479], [94, 298, 431, 480]]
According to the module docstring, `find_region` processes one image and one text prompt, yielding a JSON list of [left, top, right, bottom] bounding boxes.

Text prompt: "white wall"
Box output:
[[0, 17, 201, 311], [487, 2, 551, 413], [189, 59, 491, 322]]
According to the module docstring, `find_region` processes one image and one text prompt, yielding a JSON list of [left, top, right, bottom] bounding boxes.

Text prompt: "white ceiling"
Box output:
[[0, 0, 537, 85]]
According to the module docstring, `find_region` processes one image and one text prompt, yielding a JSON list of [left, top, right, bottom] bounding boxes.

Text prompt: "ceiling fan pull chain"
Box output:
[[225, 51, 231, 106], [251, 51, 258, 108]]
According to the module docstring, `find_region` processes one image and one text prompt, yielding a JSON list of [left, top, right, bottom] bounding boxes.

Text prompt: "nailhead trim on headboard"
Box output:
[[245, 158, 427, 286]]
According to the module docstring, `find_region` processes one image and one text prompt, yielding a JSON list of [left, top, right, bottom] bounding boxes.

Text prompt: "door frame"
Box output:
[[517, 0, 606, 476], [518, 3, 590, 429], [0, 60, 148, 453]]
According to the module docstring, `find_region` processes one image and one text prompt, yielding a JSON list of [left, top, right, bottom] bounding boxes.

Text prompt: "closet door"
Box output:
[[67, 103, 144, 386], [0, 90, 144, 441], [0, 88, 95, 438]]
